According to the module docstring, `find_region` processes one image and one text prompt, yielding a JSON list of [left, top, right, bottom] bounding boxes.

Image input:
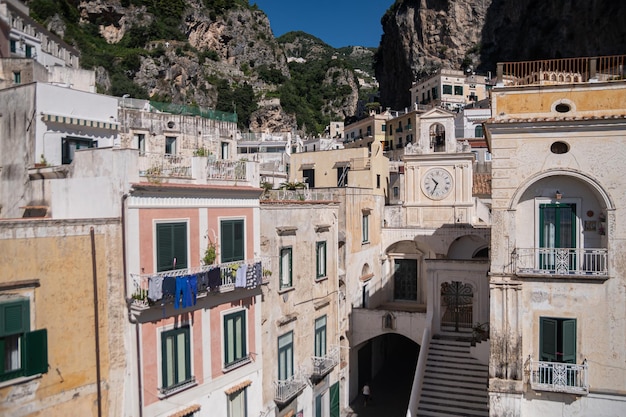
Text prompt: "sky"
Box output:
[[249, 1, 394, 48]]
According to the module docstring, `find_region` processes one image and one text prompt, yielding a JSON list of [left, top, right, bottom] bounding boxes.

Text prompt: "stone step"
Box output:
[[426, 359, 487, 370], [423, 373, 488, 386], [425, 365, 488, 378], [421, 382, 489, 397], [417, 400, 489, 417], [420, 387, 489, 403], [427, 355, 485, 366]]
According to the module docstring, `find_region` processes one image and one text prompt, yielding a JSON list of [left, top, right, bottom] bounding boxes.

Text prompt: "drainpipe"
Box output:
[[90, 227, 103, 417], [121, 193, 144, 417]]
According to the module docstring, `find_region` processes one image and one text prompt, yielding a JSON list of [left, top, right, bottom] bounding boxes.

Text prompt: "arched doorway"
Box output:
[[440, 281, 474, 332]]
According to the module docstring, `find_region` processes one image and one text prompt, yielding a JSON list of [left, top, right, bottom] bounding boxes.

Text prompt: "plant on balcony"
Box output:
[[193, 147, 211, 157], [202, 239, 217, 265], [146, 165, 163, 184], [279, 181, 306, 190], [262, 268, 272, 277], [261, 181, 273, 198]]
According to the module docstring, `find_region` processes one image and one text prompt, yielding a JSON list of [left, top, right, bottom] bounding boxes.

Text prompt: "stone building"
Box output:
[[485, 55, 626, 416]]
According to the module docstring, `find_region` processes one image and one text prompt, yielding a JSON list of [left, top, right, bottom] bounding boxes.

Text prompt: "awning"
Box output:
[[42, 113, 119, 130], [333, 161, 351, 168], [224, 379, 252, 395], [167, 404, 200, 417], [299, 163, 315, 170]]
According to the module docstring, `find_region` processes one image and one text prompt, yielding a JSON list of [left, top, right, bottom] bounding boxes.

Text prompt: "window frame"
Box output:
[[277, 331, 294, 381], [227, 387, 248, 417], [165, 136, 177, 155], [316, 241, 327, 279], [0, 298, 48, 383], [279, 247, 293, 289], [160, 325, 192, 393], [539, 317, 577, 364], [155, 221, 188, 272], [362, 213, 370, 244], [314, 316, 327, 357], [220, 218, 245, 263], [223, 309, 248, 369]]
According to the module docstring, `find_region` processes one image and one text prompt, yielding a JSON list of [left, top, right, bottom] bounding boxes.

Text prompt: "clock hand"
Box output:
[[432, 182, 438, 193]]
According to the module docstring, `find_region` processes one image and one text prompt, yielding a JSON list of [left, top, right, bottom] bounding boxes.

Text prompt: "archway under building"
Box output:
[[351, 333, 420, 416]]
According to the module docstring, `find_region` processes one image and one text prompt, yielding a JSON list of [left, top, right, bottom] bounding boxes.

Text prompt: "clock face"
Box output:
[[422, 168, 453, 200]]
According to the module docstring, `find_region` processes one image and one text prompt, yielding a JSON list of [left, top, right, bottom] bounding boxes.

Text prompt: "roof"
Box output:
[[473, 173, 492, 196]]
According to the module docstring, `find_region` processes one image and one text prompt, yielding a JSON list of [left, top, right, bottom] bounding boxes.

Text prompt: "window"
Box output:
[[221, 219, 244, 263], [279, 247, 293, 289], [474, 125, 483, 138], [431, 86, 438, 100], [454, 85, 464, 95], [540, 317, 576, 363], [156, 222, 188, 272], [316, 241, 327, 279], [393, 259, 418, 301], [221, 141, 229, 159], [376, 174, 381, 189], [224, 310, 248, 368], [10, 40, 16, 53], [443, 84, 453, 95], [228, 388, 247, 417], [337, 167, 349, 187], [485, 151, 492, 161], [25, 45, 32, 58], [165, 136, 177, 155], [314, 316, 327, 357], [161, 326, 192, 392], [381, 125, 386, 132], [393, 186, 399, 198], [13, 71, 21, 84], [278, 332, 294, 381], [62, 136, 96, 164], [0, 299, 47, 383], [303, 169, 315, 188], [135, 133, 145, 154], [366, 126, 371, 137], [362, 214, 369, 243]]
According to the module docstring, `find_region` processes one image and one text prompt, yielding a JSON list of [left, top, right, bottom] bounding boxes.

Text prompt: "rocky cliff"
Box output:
[[375, 0, 626, 109]]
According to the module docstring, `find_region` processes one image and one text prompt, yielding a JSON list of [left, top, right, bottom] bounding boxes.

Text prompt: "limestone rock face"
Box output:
[[375, 0, 490, 110], [249, 102, 297, 133], [375, 0, 626, 109]]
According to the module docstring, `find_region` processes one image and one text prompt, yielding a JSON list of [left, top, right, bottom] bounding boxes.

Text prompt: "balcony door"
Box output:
[[539, 204, 576, 271]]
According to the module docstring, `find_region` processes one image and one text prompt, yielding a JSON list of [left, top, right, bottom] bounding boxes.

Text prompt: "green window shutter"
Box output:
[[221, 220, 245, 263], [315, 393, 322, 417], [562, 319, 577, 363], [24, 329, 48, 376], [157, 223, 187, 272], [330, 382, 340, 417], [172, 223, 188, 269], [540, 317, 557, 362], [1, 300, 29, 336]]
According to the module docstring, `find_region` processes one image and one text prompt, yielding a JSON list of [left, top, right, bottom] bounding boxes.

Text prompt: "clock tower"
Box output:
[[401, 108, 476, 228]]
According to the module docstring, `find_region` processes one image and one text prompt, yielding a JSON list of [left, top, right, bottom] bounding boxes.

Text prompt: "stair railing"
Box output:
[[406, 326, 432, 417]]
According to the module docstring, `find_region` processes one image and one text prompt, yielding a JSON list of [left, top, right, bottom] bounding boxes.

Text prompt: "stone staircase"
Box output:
[[416, 335, 489, 417]]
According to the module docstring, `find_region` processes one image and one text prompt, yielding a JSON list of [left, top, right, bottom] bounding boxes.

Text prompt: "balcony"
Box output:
[[514, 248, 607, 277], [138, 154, 258, 186], [139, 153, 192, 178], [274, 371, 308, 404], [129, 258, 267, 310], [528, 359, 589, 395], [310, 347, 339, 379]]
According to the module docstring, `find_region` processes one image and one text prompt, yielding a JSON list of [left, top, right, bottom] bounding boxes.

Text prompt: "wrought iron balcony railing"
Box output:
[[529, 359, 589, 395], [311, 347, 339, 378], [274, 371, 308, 404], [514, 248, 607, 276], [129, 258, 267, 309]]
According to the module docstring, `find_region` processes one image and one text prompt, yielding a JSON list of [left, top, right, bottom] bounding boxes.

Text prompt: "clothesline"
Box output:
[[130, 257, 268, 280]]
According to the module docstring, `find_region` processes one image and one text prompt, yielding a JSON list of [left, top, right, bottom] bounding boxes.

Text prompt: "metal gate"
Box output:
[[441, 281, 473, 332]]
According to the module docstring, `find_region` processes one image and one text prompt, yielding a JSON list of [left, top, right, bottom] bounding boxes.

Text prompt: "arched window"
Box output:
[[474, 125, 483, 138], [430, 123, 446, 152]]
